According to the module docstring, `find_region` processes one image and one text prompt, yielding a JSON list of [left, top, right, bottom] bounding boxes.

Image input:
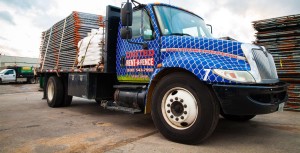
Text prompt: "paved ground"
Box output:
[[0, 83, 40, 95], [0, 84, 299, 153]]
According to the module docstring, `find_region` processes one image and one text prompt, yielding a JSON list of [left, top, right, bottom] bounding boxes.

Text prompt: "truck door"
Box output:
[[117, 8, 160, 83], [4, 70, 15, 81]]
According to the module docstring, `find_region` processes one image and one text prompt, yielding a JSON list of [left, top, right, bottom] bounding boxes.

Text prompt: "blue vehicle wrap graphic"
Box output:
[[116, 4, 249, 84], [116, 4, 161, 83], [160, 36, 249, 83]]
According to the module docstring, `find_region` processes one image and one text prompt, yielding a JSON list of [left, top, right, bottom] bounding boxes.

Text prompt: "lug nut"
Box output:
[[180, 99, 183, 102], [181, 116, 184, 119], [175, 97, 178, 100], [184, 111, 187, 114], [170, 99, 173, 102], [170, 115, 174, 118], [167, 110, 170, 113], [176, 118, 179, 121], [184, 104, 187, 108], [167, 104, 170, 107]]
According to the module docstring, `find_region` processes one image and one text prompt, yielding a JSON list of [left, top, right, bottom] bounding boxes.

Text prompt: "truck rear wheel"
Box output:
[[29, 78, 36, 84], [46, 76, 63, 107], [62, 93, 73, 107], [95, 99, 101, 104], [151, 72, 219, 144], [221, 113, 256, 122]]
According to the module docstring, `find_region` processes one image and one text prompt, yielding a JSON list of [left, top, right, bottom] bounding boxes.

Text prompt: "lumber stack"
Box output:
[[39, 11, 104, 71], [253, 14, 300, 111]]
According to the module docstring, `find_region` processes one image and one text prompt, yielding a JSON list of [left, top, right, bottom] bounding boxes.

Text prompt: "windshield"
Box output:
[[153, 6, 212, 38], [0, 69, 6, 74]]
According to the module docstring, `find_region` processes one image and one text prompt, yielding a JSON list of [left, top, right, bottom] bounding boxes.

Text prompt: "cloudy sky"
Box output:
[[0, 0, 299, 58]]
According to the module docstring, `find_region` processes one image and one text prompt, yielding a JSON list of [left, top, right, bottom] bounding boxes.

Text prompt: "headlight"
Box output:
[[213, 69, 255, 83], [241, 43, 262, 83]]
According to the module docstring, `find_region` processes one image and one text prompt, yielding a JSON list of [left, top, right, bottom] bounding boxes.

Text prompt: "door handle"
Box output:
[[142, 43, 148, 50], [121, 56, 126, 67]]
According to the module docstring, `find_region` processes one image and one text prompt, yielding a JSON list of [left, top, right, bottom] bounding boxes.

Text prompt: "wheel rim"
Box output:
[[47, 80, 54, 101], [161, 87, 198, 130]]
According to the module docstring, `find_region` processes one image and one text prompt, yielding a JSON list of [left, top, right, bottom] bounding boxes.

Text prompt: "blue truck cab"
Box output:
[[116, 1, 288, 143], [41, 1, 288, 144]]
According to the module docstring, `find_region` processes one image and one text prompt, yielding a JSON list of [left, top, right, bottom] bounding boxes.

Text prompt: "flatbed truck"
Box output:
[[39, 1, 288, 144]]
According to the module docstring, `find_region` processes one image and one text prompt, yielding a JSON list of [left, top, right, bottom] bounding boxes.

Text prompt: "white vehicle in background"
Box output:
[[0, 66, 36, 84]]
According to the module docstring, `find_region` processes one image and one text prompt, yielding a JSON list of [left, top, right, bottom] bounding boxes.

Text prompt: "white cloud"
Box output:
[[0, 0, 299, 58]]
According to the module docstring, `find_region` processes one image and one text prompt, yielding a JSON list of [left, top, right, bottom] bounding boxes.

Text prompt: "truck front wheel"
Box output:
[[151, 72, 219, 144], [46, 76, 63, 107]]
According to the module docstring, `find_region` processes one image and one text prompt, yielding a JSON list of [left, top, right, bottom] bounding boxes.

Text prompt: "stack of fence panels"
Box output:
[[39, 11, 104, 71], [253, 14, 300, 111]]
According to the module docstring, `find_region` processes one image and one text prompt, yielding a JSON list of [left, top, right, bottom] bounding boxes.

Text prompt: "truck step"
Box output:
[[100, 100, 142, 114], [113, 84, 147, 89], [106, 105, 142, 114]]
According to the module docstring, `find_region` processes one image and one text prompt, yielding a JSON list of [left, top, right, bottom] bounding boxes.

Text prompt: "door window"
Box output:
[[132, 10, 142, 38], [5, 70, 14, 75], [142, 11, 153, 40], [131, 9, 153, 39]]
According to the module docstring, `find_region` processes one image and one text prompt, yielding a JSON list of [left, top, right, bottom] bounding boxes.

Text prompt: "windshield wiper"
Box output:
[[167, 33, 192, 36]]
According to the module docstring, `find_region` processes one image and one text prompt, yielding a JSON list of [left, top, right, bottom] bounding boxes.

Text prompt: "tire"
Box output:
[[30, 78, 36, 84], [62, 92, 73, 107], [46, 76, 64, 107], [151, 72, 219, 144], [221, 113, 256, 122], [95, 99, 101, 104], [61, 77, 72, 107]]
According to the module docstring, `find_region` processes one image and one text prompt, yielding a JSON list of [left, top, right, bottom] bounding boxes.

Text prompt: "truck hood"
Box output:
[[161, 36, 245, 59], [160, 36, 278, 83], [160, 36, 249, 71]]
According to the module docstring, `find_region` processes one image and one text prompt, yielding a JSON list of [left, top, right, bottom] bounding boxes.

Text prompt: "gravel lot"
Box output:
[[0, 84, 299, 153]]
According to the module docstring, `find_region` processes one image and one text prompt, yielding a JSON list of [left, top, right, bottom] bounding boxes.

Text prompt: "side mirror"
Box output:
[[121, 27, 132, 39], [121, 2, 133, 26], [206, 24, 213, 34]]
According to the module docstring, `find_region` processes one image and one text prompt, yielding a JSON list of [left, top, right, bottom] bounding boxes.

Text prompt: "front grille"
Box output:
[[252, 48, 278, 80], [250, 91, 287, 104]]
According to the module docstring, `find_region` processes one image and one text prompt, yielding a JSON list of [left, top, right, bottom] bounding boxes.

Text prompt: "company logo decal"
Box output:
[[125, 50, 155, 67]]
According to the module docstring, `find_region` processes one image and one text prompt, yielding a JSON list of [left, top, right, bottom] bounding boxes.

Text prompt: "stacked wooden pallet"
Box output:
[[253, 14, 300, 111]]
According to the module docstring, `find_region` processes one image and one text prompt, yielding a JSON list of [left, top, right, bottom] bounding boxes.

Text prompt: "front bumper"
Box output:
[[212, 82, 288, 115]]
